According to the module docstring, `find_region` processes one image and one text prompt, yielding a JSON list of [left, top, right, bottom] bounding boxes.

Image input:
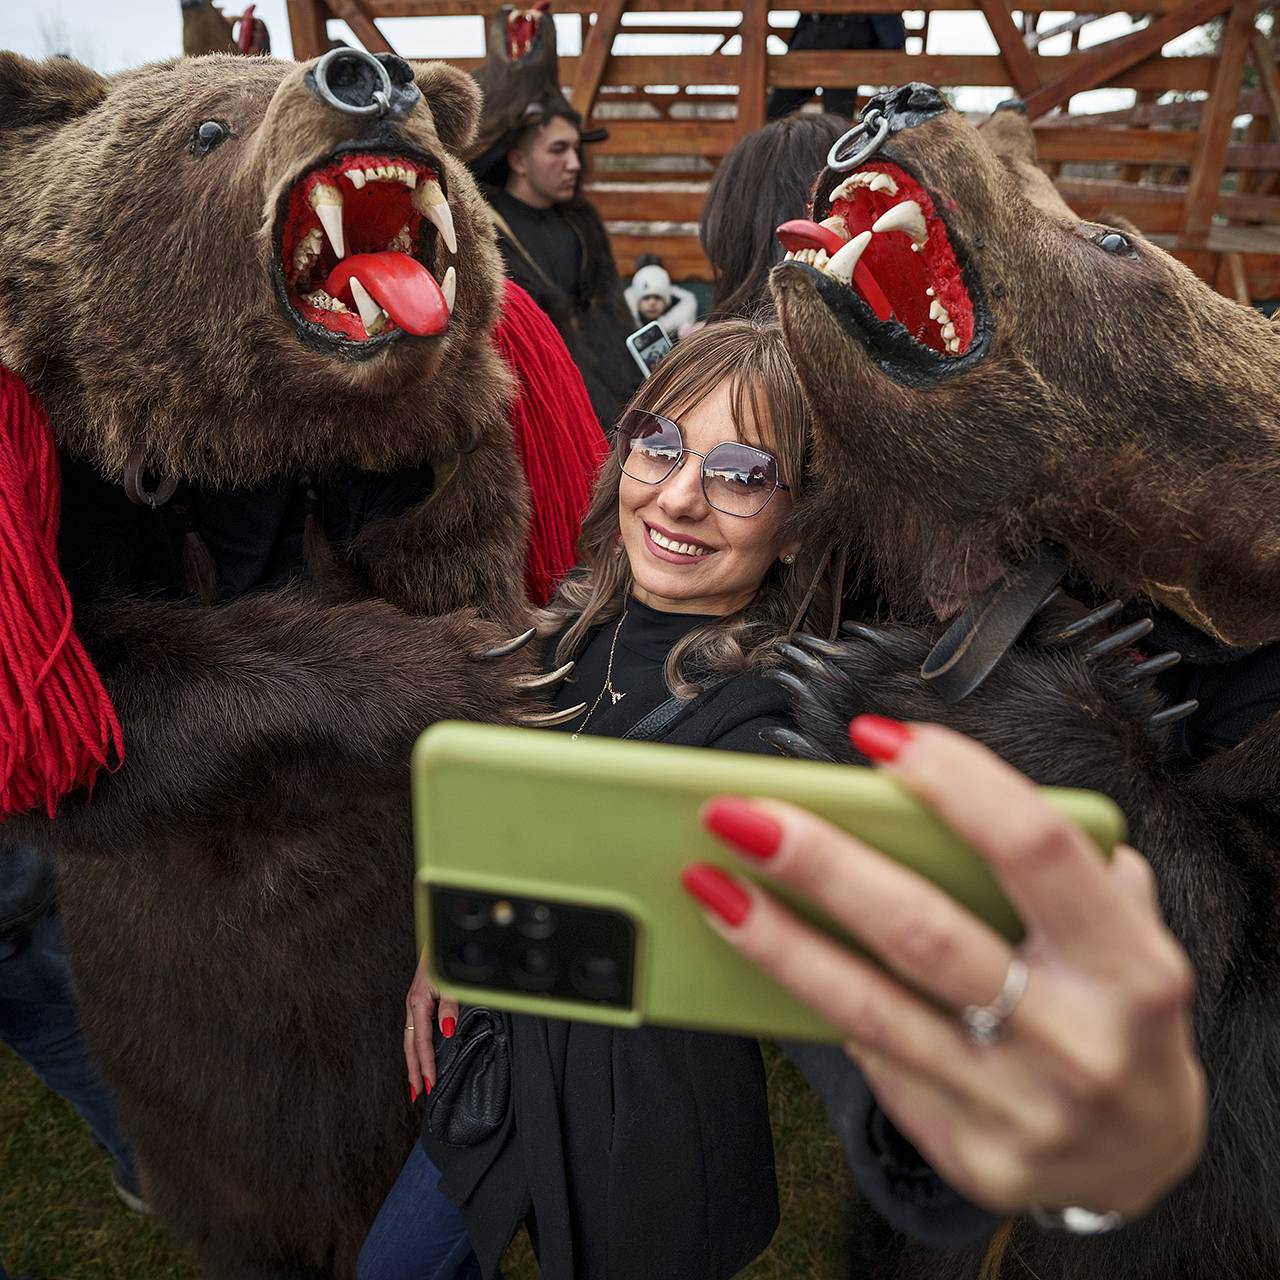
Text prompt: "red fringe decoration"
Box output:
[[0, 367, 123, 819], [493, 280, 607, 605]]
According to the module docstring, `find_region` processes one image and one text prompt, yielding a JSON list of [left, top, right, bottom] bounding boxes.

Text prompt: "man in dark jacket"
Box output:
[[767, 13, 907, 121], [472, 100, 642, 432]]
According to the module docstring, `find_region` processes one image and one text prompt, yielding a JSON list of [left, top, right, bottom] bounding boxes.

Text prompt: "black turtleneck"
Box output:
[[547, 597, 790, 752]]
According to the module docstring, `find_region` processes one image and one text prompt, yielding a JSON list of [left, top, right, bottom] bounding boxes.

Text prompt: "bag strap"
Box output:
[[622, 676, 730, 742]]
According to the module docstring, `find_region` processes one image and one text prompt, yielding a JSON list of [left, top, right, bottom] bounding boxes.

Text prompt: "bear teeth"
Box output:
[[302, 289, 350, 314], [348, 164, 416, 190], [829, 170, 898, 202], [309, 183, 345, 259], [411, 180, 457, 255]]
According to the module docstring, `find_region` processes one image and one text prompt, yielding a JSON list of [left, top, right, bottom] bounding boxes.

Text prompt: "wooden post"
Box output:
[[1023, 0, 1236, 119], [1215, 251, 1252, 303], [1181, 0, 1258, 245], [735, 0, 769, 139], [977, 0, 1042, 97], [286, 0, 329, 58], [570, 0, 626, 120], [328, 0, 396, 54]]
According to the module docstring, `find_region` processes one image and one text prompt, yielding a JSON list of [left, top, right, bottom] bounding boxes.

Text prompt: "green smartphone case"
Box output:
[[412, 722, 1126, 1043]]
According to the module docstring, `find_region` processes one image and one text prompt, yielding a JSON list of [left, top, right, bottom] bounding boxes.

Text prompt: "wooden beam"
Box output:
[[1249, 29, 1280, 135], [1026, 12, 1099, 50], [570, 0, 626, 118], [1022, 0, 1235, 118], [1033, 124, 1197, 165], [359, 0, 1227, 16], [592, 119, 737, 157], [735, 0, 769, 138], [327, 0, 396, 53], [434, 51, 1220, 93], [1215, 251, 1253, 303], [1181, 0, 1258, 243], [286, 0, 329, 58], [978, 0, 1043, 94]]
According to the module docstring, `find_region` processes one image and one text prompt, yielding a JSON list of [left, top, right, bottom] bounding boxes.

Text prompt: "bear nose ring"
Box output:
[[827, 106, 891, 172], [309, 47, 395, 118]]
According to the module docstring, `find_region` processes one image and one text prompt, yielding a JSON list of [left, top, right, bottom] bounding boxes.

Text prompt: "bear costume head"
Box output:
[[772, 85, 1280, 648], [0, 49, 514, 488]]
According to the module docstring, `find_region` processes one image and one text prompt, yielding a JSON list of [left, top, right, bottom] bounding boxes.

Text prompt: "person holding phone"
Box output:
[[362, 321, 1204, 1279], [364, 318, 826, 1279]]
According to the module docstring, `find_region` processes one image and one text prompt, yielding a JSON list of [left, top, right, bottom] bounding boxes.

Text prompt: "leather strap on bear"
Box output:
[[0, 367, 123, 818]]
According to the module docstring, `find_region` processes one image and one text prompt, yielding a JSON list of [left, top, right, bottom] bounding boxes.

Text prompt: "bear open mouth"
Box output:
[[276, 149, 456, 353], [506, 2, 549, 61], [780, 159, 988, 376]]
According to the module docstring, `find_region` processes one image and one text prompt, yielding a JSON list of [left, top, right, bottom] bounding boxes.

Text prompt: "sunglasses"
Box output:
[[616, 409, 791, 519]]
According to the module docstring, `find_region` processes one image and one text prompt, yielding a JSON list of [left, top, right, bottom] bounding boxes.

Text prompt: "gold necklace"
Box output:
[[570, 607, 629, 741]]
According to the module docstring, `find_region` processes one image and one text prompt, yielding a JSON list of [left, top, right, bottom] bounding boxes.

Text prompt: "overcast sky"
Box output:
[[3, 0, 1162, 114]]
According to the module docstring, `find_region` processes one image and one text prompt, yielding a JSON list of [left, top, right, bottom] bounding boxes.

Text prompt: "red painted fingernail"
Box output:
[[441, 1016, 456, 1039], [423, 1076, 432, 1096], [681, 862, 751, 927], [410, 1082, 417, 1103], [849, 714, 912, 762], [703, 798, 782, 859]]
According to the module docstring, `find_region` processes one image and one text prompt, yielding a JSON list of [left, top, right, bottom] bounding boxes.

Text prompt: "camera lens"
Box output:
[[571, 952, 623, 1002], [448, 894, 489, 930], [450, 940, 498, 982], [519, 903, 557, 940], [512, 946, 558, 991]]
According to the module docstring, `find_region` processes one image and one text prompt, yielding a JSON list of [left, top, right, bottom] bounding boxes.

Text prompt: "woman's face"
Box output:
[[618, 378, 799, 616]]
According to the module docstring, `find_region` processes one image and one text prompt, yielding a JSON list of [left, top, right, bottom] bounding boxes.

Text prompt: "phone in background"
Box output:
[[412, 723, 1126, 1043], [625, 321, 674, 378]]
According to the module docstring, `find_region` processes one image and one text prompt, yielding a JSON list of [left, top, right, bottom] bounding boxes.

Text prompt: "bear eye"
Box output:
[[1097, 231, 1135, 257], [191, 119, 233, 156]]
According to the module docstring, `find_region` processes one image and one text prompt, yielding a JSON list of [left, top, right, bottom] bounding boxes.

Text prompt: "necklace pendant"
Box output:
[[610, 690, 626, 705]]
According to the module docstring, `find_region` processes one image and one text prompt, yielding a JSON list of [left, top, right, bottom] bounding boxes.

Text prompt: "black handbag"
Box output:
[[423, 1006, 511, 1147]]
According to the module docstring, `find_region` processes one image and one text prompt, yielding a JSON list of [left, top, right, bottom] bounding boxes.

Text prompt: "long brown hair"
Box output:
[[700, 113, 849, 321], [540, 319, 833, 697]]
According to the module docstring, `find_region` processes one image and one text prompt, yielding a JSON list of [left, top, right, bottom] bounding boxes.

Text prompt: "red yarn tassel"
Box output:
[[0, 367, 123, 819], [492, 280, 607, 605]]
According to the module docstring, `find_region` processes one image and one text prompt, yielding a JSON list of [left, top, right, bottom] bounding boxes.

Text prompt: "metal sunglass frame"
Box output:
[[615, 408, 791, 518]]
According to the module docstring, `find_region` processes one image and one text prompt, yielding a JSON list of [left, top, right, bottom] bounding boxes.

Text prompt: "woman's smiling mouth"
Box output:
[[644, 520, 715, 562]]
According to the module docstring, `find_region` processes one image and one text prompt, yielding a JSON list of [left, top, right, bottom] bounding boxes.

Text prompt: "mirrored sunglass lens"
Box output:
[[620, 414, 681, 482], [702, 445, 778, 515]]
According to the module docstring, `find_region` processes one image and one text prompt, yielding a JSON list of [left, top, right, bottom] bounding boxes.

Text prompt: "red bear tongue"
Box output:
[[324, 252, 449, 337]]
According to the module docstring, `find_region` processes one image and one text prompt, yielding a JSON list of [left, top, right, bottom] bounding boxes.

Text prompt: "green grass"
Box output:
[[1, 1043, 850, 1278]]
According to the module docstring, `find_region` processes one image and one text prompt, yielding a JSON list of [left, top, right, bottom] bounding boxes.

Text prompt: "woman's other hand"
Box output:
[[683, 717, 1205, 1221], [404, 947, 460, 1103]]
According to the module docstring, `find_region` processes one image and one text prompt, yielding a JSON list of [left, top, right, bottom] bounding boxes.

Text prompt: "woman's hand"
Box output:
[[404, 947, 460, 1103], [683, 716, 1205, 1221]]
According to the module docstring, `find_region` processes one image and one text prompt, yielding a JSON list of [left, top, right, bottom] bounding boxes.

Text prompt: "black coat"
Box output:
[[486, 193, 642, 432], [424, 604, 996, 1277], [424, 654, 793, 1280]]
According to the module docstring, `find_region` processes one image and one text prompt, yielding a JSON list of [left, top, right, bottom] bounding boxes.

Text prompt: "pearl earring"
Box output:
[[781, 552, 796, 565]]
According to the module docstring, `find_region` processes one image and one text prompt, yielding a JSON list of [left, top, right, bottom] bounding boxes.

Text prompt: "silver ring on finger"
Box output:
[[960, 956, 1028, 1046], [405, 1024, 415, 1031]]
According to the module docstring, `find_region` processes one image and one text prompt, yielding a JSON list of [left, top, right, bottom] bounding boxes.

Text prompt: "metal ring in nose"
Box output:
[[312, 47, 394, 119], [826, 107, 891, 172]]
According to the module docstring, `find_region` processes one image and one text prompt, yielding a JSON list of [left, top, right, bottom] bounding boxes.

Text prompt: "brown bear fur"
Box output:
[[467, 4, 561, 167], [0, 50, 545, 1278], [771, 86, 1280, 1280], [774, 88, 1280, 651], [180, 0, 270, 58]]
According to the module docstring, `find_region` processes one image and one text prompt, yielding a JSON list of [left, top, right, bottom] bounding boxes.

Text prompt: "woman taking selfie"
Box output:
[[361, 320, 1205, 1279], [362, 318, 825, 1280]]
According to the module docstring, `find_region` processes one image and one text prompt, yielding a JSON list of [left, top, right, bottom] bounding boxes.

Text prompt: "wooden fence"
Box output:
[[285, 0, 1280, 301]]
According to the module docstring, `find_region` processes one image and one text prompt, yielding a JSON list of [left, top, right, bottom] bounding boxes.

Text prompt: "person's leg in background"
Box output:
[[0, 848, 144, 1212], [358, 1143, 487, 1280]]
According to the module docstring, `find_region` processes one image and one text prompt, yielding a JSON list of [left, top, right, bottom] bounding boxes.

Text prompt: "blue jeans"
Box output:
[[358, 1143, 486, 1280], [0, 907, 139, 1190]]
